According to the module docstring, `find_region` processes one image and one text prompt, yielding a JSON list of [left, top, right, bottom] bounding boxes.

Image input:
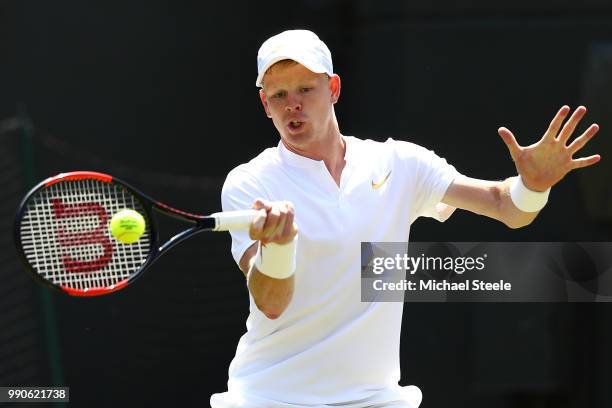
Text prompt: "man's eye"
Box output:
[[301, 87, 312, 93], [272, 91, 285, 98]]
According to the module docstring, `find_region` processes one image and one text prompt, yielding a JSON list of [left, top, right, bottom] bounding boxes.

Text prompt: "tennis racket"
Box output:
[[14, 171, 257, 297]]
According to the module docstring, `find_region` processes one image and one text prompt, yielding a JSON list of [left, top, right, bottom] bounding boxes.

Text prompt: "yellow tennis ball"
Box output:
[[109, 209, 146, 244]]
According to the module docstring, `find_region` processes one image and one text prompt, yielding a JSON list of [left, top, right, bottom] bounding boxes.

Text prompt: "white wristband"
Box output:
[[254, 236, 298, 279], [509, 176, 550, 212]]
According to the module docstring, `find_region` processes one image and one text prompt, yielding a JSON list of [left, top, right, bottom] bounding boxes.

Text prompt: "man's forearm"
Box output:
[[247, 261, 294, 320], [442, 176, 540, 229]]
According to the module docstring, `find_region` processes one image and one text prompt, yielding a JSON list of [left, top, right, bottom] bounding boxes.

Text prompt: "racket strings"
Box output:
[[19, 179, 152, 291]]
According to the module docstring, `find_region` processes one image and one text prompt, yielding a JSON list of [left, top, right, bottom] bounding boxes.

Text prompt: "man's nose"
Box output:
[[285, 95, 302, 112]]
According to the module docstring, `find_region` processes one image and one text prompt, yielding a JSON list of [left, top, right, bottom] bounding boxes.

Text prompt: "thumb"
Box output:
[[498, 127, 521, 162], [249, 208, 267, 240], [254, 209, 267, 230]]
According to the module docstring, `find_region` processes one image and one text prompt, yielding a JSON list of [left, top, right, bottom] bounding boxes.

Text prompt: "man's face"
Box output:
[[259, 62, 340, 152]]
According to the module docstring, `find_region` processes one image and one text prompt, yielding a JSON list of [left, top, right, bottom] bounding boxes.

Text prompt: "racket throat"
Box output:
[[157, 225, 210, 254]]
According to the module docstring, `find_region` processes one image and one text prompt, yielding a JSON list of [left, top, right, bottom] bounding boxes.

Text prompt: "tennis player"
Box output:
[[210, 30, 601, 408]]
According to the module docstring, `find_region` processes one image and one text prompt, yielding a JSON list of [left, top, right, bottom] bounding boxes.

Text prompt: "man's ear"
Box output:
[[329, 74, 341, 104], [259, 89, 272, 118]]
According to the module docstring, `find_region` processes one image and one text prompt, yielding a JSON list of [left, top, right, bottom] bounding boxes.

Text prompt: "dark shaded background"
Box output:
[[1, 1, 611, 407]]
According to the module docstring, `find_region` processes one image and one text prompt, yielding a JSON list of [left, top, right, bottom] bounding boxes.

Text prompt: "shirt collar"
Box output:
[[277, 136, 353, 168]]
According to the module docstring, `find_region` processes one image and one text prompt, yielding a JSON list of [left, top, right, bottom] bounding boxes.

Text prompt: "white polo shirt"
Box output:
[[212, 136, 458, 407]]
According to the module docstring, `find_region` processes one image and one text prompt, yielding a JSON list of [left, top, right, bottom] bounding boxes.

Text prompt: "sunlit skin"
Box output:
[[497, 105, 600, 192]]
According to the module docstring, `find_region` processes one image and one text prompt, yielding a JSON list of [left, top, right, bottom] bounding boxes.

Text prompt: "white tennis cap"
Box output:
[[256, 29, 333, 87]]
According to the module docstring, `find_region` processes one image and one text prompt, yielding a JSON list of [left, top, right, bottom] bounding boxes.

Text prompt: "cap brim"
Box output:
[[256, 54, 329, 87]]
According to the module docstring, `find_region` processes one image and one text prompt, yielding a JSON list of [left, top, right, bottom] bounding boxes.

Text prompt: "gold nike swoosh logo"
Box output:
[[371, 170, 392, 189]]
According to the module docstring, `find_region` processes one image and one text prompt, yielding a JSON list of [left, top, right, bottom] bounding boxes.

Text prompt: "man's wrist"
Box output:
[[509, 176, 550, 212], [254, 236, 298, 279]]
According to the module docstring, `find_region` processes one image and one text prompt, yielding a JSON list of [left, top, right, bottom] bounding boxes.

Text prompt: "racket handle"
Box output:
[[211, 209, 259, 231]]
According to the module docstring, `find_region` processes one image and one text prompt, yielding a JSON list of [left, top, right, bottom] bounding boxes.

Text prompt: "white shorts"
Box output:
[[210, 385, 422, 408]]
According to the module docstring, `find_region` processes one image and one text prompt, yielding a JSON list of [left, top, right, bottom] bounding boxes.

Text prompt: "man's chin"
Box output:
[[280, 134, 312, 152], [281, 132, 311, 145]]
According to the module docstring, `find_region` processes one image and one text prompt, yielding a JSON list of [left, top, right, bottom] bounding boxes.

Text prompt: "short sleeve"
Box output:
[[221, 167, 267, 266], [392, 140, 460, 223]]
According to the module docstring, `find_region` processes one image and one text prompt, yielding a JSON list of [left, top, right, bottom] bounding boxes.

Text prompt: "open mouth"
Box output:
[[287, 120, 305, 132]]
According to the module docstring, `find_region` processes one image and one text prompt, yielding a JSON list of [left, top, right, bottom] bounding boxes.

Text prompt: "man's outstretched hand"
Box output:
[[498, 105, 601, 192]]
